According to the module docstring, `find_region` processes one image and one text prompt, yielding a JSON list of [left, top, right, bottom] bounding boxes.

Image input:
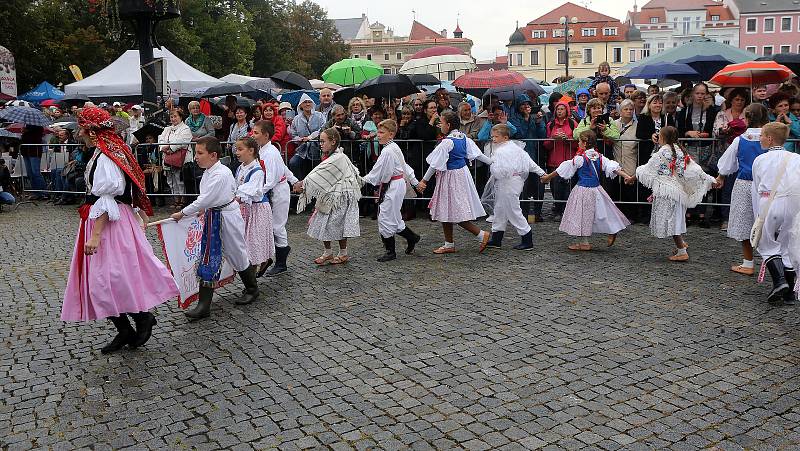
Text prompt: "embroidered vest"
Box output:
[[736, 138, 765, 181], [242, 166, 269, 203], [577, 156, 602, 188], [446, 136, 469, 170]]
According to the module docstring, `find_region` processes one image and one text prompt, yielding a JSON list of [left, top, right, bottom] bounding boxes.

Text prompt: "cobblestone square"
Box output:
[[2, 205, 800, 450]]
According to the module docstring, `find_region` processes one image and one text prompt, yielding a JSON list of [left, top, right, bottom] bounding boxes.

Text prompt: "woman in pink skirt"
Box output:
[[62, 107, 179, 354], [541, 130, 632, 251], [234, 136, 275, 275], [416, 111, 492, 254]]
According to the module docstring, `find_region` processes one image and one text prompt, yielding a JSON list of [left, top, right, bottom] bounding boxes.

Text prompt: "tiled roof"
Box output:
[[529, 2, 620, 25], [333, 17, 367, 41], [730, 0, 800, 13], [409, 21, 443, 40], [706, 5, 734, 20], [641, 0, 718, 9]]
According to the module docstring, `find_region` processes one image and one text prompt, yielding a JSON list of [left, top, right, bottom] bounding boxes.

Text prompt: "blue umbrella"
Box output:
[[676, 55, 734, 81], [0, 106, 53, 127], [626, 62, 701, 81], [484, 78, 545, 101], [0, 128, 21, 139]]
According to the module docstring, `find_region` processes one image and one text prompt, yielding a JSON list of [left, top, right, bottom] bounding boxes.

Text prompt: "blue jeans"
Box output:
[[51, 169, 66, 192], [288, 154, 311, 181], [23, 156, 47, 195], [0, 191, 14, 204]]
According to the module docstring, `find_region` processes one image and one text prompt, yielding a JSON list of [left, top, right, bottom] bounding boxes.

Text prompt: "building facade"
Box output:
[[506, 2, 644, 82], [333, 16, 473, 76], [725, 0, 800, 56]]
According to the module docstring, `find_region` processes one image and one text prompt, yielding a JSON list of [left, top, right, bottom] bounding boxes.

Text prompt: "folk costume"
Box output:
[[62, 107, 178, 354], [362, 140, 421, 261], [553, 148, 631, 247], [182, 160, 260, 319], [751, 147, 800, 304], [235, 159, 275, 269], [484, 140, 546, 250], [260, 141, 298, 276]]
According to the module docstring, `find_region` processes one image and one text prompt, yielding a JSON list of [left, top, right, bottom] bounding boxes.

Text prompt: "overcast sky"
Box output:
[[312, 0, 637, 61]]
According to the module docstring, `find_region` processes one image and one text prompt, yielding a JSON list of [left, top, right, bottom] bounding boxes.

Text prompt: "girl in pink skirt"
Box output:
[[62, 107, 179, 354], [416, 111, 493, 254], [541, 130, 632, 251], [234, 137, 275, 275]]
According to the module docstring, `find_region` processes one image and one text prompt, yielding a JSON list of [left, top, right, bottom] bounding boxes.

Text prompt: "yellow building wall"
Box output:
[[507, 41, 642, 82]]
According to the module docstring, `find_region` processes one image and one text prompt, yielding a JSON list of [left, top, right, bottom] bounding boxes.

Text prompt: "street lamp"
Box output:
[[559, 16, 578, 80]]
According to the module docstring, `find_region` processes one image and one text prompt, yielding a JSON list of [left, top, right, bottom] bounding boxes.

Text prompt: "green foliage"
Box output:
[[1, 0, 348, 93]]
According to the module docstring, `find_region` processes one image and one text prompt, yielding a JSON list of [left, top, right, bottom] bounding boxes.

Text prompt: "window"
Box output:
[[384, 53, 389, 61], [711, 15, 720, 21], [642, 42, 651, 58], [507, 53, 513, 67], [353, 54, 359, 58], [746, 46, 757, 53], [583, 48, 593, 64], [746, 18, 757, 33], [396, 52, 402, 60], [781, 17, 792, 31], [682, 17, 690, 35], [515, 53, 522, 67], [629, 49, 637, 63], [650, 17, 658, 24], [723, 40, 730, 45], [612, 47, 622, 63], [366, 54, 372, 60], [781, 45, 791, 53], [530, 50, 540, 66], [557, 49, 567, 65], [581, 28, 596, 37], [602, 27, 618, 36], [447, 71, 456, 81], [764, 17, 775, 32], [552, 29, 564, 38], [532, 30, 547, 39], [763, 45, 773, 56], [657, 42, 665, 52], [383, 68, 392, 75]]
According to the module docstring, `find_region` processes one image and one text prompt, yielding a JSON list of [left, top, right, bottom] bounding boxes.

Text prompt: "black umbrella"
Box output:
[[201, 83, 252, 98], [426, 91, 464, 110], [354, 74, 420, 100], [245, 78, 281, 92], [676, 54, 735, 81], [241, 89, 275, 101], [614, 76, 632, 86], [270, 71, 313, 90], [214, 96, 254, 108], [333, 87, 355, 107], [60, 93, 90, 107], [133, 122, 165, 143], [408, 74, 440, 86], [757, 53, 800, 77], [483, 78, 545, 101]]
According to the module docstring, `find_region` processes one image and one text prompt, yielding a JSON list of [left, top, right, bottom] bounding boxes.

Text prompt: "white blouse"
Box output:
[[157, 122, 194, 163], [423, 131, 491, 181], [555, 149, 621, 180], [86, 152, 126, 221], [235, 160, 266, 204], [362, 142, 418, 186], [182, 161, 237, 216]]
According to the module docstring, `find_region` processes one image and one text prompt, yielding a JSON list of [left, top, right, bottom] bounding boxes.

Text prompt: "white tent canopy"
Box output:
[[65, 47, 222, 97], [220, 73, 262, 84]]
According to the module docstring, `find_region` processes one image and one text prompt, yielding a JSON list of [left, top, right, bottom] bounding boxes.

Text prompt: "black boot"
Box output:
[[256, 258, 274, 278], [236, 266, 261, 305], [128, 312, 156, 348], [784, 268, 797, 305], [265, 246, 290, 276], [513, 231, 534, 251], [377, 236, 397, 262], [101, 314, 135, 354], [185, 286, 213, 320], [397, 227, 420, 255], [486, 231, 504, 249], [766, 257, 790, 303]]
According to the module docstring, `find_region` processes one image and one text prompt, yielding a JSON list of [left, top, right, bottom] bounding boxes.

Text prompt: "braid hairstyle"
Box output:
[[659, 126, 681, 162], [744, 103, 769, 128]]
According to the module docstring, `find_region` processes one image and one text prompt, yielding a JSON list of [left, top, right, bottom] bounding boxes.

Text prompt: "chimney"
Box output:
[[633, 0, 638, 12], [441, 29, 448, 38], [362, 13, 367, 19]]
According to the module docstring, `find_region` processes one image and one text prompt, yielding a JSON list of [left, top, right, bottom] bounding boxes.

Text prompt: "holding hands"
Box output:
[[540, 172, 555, 183], [292, 180, 305, 193], [624, 176, 637, 185], [416, 181, 427, 193]]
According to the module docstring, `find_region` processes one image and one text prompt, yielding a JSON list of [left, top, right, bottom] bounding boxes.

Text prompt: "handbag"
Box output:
[[751, 154, 791, 248], [163, 147, 188, 169]]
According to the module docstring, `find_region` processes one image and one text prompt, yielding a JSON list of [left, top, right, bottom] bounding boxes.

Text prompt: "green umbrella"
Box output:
[[322, 58, 383, 86], [556, 78, 592, 93]]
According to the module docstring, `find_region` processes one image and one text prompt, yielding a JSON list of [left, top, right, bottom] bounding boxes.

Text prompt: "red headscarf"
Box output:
[[78, 107, 153, 215]]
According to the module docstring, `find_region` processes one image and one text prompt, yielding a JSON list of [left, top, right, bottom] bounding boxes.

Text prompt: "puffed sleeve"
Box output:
[[555, 155, 582, 179], [716, 137, 741, 176], [425, 138, 454, 175], [88, 154, 126, 221], [600, 156, 621, 177], [236, 167, 266, 204]]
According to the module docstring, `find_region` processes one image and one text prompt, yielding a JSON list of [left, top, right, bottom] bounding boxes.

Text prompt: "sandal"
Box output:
[[433, 246, 456, 254], [314, 254, 334, 265], [607, 234, 617, 247], [568, 243, 592, 251], [731, 265, 754, 276], [330, 255, 349, 265]]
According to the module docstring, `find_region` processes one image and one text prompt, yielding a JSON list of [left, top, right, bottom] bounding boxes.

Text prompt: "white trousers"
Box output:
[[220, 206, 250, 272], [378, 179, 406, 238], [270, 182, 290, 247], [491, 177, 530, 235], [756, 196, 797, 267]]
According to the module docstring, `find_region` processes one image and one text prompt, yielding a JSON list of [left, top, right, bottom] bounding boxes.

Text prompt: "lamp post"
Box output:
[[559, 16, 578, 80]]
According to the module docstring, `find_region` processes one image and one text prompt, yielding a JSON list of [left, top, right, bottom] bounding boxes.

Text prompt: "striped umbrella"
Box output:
[[453, 70, 527, 97], [0, 106, 53, 127], [709, 61, 795, 88]]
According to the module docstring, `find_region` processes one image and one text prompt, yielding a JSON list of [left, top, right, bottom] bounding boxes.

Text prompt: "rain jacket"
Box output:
[[574, 88, 590, 121], [508, 94, 546, 162], [263, 103, 289, 152], [543, 102, 579, 168]]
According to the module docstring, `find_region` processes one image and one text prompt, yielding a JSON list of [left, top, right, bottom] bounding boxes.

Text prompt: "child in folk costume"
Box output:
[[540, 130, 632, 251], [234, 136, 275, 276], [629, 126, 719, 262], [252, 120, 298, 277], [750, 122, 800, 304], [62, 107, 179, 354], [170, 137, 261, 320], [483, 124, 546, 250], [293, 128, 363, 265], [362, 119, 421, 262], [714, 104, 769, 276], [416, 111, 493, 254]]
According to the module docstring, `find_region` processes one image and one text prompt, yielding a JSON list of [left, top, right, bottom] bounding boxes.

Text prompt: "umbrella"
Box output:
[[710, 61, 795, 88], [322, 58, 383, 86], [201, 83, 252, 98], [555, 78, 592, 94], [453, 70, 527, 97], [60, 93, 91, 107], [624, 37, 757, 70], [310, 79, 342, 90], [277, 90, 319, 109], [245, 78, 281, 92], [626, 62, 701, 81], [6, 100, 33, 108], [399, 47, 476, 79], [241, 88, 275, 101], [676, 54, 735, 81], [614, 76, 632, 86], [354, 74, 420, 100], [41, 99, 60, 107], [270, 71, 313, 90], [408, 74, 440, 86], [333, 87, 355, 108], [0, 129, 21, 139], [482, 78, 545, 101], [756, 53, 800, 78], [51, 119, 78, 130], [133, 122, 165, 143], [0, 106, 53, 127], [213, 96, 254, 108], [427, 91, 464, 110]]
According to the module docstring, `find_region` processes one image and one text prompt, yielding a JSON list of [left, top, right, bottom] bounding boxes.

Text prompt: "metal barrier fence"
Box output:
[[6, 137, 800, 209]]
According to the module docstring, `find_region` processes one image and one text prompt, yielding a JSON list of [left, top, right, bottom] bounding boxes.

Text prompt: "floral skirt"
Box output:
[[428, 167, 486, 223], [559, 186, 630, 237], [307, 197, 361, 241], [650, 196, 687, 238], [240, 202, 275, 266], [727, 178, 754, 242]]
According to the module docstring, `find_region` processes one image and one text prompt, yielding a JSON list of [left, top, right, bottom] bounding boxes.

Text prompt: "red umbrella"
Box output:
[[453, 70, 527, 96], [40, 99, 59, 107], [709, 61, 794, 88]]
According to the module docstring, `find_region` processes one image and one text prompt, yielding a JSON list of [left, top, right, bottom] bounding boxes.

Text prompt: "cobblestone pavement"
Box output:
[[2, 204, 800, 451]]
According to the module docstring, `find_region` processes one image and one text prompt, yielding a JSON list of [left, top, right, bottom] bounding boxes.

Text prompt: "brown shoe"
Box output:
[[478, 232, 490, 253], [668, 251, 689, 262], [568, 243, 592, 251], [607, 234, 617, 247], [433, 246, 456, 254], [730, 264, 754, 276]]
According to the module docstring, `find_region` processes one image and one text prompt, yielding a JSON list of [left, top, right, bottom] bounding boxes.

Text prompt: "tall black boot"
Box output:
[[236, 265, 261, 305], [766, 257, 790, 303], [377, 236, 397, 262], [185, 286, 213, 320], [397, 227, 420, 255], [101, 314, 135, 354], [784, 268, 797, 305], [265, 246, 290, 276], [486, 231, 504, 249], [513, 230, 534, 251], [128, 311, 157, 348]]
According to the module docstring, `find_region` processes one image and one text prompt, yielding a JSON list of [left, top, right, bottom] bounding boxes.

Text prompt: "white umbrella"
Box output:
[[399, 54, 476, 78], [309, 79, 342, 90]]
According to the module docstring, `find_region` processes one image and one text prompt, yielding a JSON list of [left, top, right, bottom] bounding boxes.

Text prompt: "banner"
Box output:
[[157, 216, 235, 309], [0, 45, 17, 98], [69, 65, 83, 81]]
